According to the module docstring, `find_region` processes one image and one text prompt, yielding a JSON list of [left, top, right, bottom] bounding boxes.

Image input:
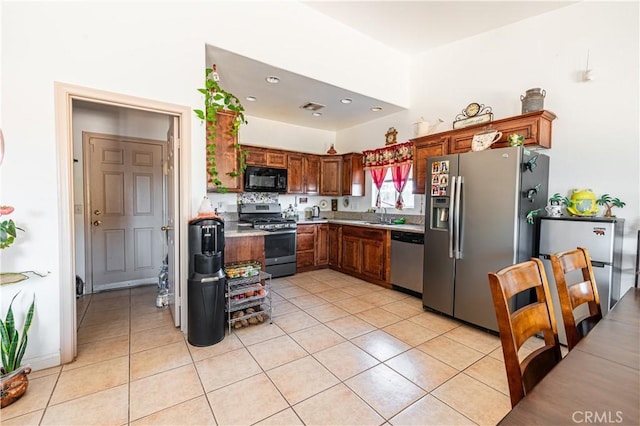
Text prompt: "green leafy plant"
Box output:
[[548, 193, 573, 207], [526, 209, 542, 225], [1, 292, 35, 374], [194, 65, 248, 193], [596, 194, 626, 217], [0, 206, 24, 250]]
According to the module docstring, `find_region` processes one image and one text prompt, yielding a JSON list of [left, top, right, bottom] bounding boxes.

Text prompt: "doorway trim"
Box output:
[[54, 82, 192, 364]]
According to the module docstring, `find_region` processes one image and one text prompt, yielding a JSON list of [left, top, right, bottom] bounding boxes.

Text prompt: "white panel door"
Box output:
[[87, 134, 165, 291]]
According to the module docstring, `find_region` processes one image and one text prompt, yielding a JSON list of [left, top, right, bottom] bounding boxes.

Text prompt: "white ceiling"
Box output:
[[206, 1, 574, 132]]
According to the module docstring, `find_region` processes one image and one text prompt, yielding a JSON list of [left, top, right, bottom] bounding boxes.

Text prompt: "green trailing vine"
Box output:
[[194, 65, 248, 193]]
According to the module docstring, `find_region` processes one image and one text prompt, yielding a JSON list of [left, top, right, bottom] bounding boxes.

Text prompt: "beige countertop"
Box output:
[[225, 219, 424, 238]]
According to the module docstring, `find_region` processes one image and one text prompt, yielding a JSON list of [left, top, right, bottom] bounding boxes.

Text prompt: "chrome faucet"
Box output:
[[379, 207, 388, 224]]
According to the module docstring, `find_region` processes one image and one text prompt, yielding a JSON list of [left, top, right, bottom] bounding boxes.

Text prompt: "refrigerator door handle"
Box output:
[[448, 175, 456, 258], [454, 175, 462, 259]]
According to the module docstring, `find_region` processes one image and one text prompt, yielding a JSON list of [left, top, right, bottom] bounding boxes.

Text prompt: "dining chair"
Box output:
[[488, 258, 562, 407], [550, 247, 603, 351]]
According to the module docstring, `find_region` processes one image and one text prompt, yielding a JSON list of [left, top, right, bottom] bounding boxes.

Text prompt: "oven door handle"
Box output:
[[266, 229, 297, 234]]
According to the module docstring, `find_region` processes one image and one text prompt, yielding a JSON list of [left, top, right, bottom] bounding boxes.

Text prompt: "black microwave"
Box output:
[[243, 166, 288, 193]]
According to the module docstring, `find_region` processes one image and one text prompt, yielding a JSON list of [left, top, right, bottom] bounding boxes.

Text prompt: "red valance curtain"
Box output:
[[363, 141, 413, 209]]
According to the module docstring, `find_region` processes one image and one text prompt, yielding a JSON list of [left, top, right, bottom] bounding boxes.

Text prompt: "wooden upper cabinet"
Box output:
[[412, 135, 449, 194], [244, 145, 288, 168], [207, 111, 242, 193], [411, 110, 556, 194], [320, 156, 341, 195], [342, 153, 365, 197], [287, 153, 320, 195], [448, 110, 556, 154], [305, 155, 320, 195], [287, 154, 304, 194]]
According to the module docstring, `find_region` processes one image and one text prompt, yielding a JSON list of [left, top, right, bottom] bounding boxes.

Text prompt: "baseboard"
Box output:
[[23, 352, 61, 372]]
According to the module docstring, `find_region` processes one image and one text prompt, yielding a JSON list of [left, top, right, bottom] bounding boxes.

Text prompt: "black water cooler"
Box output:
[[187, 217, 226, 346]]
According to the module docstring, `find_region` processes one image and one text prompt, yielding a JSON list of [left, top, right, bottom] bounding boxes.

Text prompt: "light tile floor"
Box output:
[[1, 269, 554, 425]]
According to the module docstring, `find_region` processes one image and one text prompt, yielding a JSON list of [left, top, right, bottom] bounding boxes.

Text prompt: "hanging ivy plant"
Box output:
[[194, 65, 248, 193]]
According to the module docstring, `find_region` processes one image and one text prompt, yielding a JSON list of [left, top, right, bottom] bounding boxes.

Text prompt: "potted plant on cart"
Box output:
[[1, 291, 35, 408]]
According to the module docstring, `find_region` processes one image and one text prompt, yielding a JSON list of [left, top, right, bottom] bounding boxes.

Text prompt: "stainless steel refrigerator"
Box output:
[[537, 216, 624, 345], [423, 146, 549, 332]]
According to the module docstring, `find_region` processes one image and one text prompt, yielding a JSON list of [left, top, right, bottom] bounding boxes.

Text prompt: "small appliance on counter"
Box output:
[[312, 205, 320, 218], [187, 217, 226, 346]]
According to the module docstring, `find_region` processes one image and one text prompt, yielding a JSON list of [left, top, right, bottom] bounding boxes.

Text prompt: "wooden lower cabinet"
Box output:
[[336, 226, 390, 287], [224, 236, 265, 267], [296, 223, 328, 272], [328, 224, 342, 268]]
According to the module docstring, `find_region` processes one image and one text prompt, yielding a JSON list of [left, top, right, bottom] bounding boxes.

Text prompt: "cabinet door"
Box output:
[[316, 224, 329, 266], [224, 236, 265, 266], [341, 235, 361, 274], [296, 225, 316, 268], [287, 154, 304, 194], [244, 146, 267, 166], [207, 111, 242, 192], [342, 153, 364, 197], [304, 155, 320, 195], [266, 150, 287, 168], [328, 224, 341, 267], [296, 225, 316, 251], [361, 238, 385, 281], [320, 156, 341, 195], [412, 136, 449, 194]]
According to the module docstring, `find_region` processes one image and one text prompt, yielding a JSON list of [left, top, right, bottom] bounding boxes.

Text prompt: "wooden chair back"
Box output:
[[488, 258, 562, 407], [550, 247, 603, 351]]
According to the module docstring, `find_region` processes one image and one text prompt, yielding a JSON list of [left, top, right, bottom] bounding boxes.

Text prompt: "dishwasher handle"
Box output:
[[391, 231, 424, 244]]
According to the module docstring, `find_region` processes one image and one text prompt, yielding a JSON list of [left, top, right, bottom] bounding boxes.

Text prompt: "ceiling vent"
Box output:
[[300, 102, 326, 112]]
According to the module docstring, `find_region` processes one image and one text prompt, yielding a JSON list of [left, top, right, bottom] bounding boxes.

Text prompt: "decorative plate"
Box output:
[[319, 199, 329, 210], [343, 197, 350, 208]]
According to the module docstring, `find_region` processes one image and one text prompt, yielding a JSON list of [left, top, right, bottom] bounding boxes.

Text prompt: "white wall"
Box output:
[[339, 2, 640, 292], [0, 1, 410, 369]]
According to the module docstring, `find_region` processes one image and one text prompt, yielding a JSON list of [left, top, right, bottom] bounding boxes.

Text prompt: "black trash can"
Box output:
[[187, 217, 226, 346], [187, 270, 225, 346]]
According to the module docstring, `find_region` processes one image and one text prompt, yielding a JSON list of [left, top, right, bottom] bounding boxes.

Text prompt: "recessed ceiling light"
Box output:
[[371, 106, 383, 112], [340, 98, 353, 104], [245, 96, 257, 102], [265, 76, 280, 84], [312, 112, 322, 117]]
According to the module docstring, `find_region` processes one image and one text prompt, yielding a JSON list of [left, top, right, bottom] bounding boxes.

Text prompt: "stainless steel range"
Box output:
[[238, 203, 297, 278]]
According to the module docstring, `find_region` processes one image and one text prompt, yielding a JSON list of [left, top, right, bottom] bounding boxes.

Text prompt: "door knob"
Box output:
[[93, 220, 102, 226], [94, 209, 102, 216], [161, 225, 173, 231]]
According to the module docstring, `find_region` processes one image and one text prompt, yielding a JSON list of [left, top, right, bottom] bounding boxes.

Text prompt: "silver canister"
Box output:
[[520, 88, 546, 114]]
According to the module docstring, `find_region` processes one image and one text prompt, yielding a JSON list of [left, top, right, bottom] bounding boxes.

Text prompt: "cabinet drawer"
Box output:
[[297, 251, 315, 268], [342, 225, 385, 241]]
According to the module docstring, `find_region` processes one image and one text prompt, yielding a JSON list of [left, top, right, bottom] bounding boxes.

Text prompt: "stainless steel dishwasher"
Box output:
[[390, 231, 424, 295]]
